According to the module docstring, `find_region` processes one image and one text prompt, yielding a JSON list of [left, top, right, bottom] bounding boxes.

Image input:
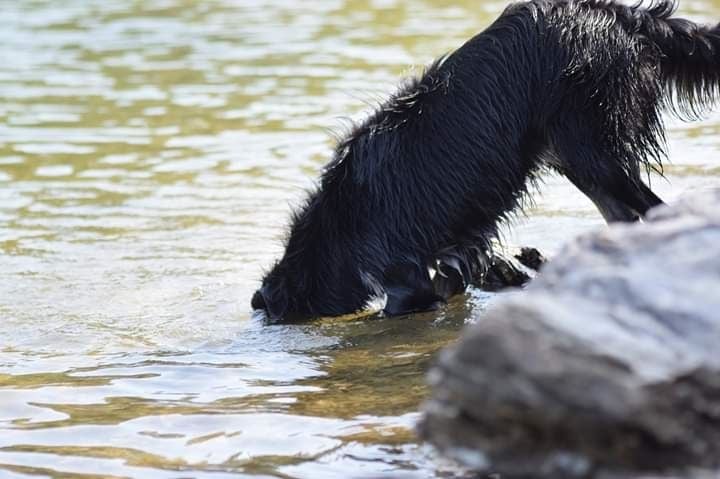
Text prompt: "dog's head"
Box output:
[[251, 261, 298, 321], [251, 191, 371, 321], [252, 255, 370, 322]]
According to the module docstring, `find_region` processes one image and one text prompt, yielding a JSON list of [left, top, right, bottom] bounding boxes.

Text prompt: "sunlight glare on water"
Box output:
[[1, 0, 719, 477]]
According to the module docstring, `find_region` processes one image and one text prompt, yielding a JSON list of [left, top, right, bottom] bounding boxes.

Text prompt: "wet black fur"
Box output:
[[253, 0, 720, 321]]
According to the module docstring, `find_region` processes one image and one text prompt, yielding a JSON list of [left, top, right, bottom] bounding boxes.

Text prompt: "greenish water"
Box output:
[[1, 1, 719, 478]]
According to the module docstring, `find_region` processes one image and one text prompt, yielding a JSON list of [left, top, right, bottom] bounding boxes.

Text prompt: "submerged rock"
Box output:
[[474, 252, 533, 292], [420, 189, 720, 478], [515, 246, 546, 271], [434, 247, 540, 300], [467, 247, 542, 293]]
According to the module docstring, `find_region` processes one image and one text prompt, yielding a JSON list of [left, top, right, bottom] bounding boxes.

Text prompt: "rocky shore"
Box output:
[[421, 189, 720, 479]]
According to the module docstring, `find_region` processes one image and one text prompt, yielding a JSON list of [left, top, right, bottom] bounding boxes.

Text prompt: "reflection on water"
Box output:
[[1, 0, 719, 477]]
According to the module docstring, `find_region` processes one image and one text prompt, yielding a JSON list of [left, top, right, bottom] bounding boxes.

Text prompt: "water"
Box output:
[[1, 1, 719, 477]]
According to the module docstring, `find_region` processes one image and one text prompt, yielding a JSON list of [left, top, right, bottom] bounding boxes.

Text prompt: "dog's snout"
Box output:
[[251, 288, 266, 310]]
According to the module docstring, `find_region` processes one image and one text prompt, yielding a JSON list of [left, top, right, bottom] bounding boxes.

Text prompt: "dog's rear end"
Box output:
[[645, 1, 720, 115], [521, 0, 720, 223]]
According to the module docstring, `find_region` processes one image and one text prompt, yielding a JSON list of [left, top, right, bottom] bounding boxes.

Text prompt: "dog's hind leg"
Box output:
[[551, 131, 664, 223], [562, 172, 640, 223], [565, 169, 664, 223], [635, 180, 664, 214]]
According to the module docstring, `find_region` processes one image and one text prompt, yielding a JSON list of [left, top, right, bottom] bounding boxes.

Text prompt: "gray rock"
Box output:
[[420, 189, 720, 479]]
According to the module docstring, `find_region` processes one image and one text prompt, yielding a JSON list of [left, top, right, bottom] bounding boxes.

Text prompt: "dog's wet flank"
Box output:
[[255, 0, 720, 321]]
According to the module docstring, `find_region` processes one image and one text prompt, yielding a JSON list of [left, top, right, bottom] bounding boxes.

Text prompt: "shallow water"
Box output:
[[1, 1, 719, 478]]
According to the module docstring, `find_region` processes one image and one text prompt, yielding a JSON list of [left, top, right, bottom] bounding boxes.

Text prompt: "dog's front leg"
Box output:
[[382, 261, 445, 316]]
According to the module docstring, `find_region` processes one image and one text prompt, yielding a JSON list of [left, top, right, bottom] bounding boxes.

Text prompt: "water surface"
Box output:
[[1, 1, 720, 477]]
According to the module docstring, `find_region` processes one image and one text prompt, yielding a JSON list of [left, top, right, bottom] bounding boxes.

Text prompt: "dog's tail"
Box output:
[[617, 1, 720, 118]]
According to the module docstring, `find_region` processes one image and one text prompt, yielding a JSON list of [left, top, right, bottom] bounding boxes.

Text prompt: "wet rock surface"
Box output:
[[474, 253, 533, 292], [420, 189, 720, 479], [514, 246, 546, 271], [468, 247, 542, 293]]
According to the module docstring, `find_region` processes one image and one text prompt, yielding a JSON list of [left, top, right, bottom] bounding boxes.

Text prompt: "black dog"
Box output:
[[253, 0, 720, 321]]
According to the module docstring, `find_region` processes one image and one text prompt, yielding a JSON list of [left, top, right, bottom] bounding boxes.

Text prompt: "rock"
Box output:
[[420, 189, 720, 479], [434, 248, 539, 299], [470, 247, 542, 292], [515, 246, 546, 271], [474, 252, 533, 292]]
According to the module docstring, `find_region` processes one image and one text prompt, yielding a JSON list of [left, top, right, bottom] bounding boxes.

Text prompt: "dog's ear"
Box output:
[[382, 261, 445, 316]]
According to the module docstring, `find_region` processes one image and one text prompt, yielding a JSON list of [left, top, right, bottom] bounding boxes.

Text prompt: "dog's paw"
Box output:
[[382, 262, 445, 316]]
